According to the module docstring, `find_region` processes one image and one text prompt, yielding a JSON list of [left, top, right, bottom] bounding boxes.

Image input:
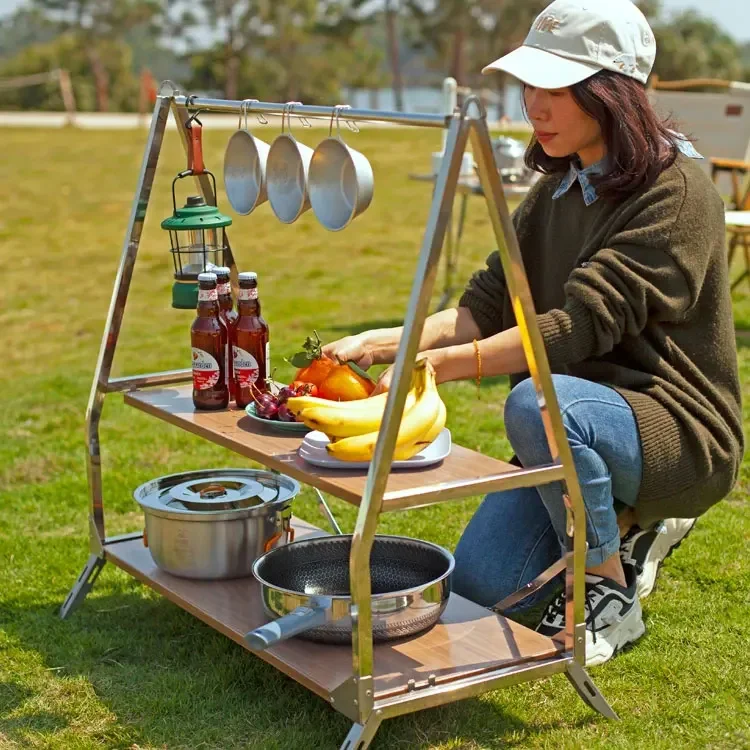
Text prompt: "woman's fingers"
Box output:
[[371, 367, 393, 396]]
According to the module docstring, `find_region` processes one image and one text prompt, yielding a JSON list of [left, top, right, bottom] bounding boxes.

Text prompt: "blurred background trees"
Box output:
[[0, 0, 748, 112]]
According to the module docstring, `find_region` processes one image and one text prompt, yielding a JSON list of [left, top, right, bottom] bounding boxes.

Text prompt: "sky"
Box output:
[[0, 0, 748, 42]]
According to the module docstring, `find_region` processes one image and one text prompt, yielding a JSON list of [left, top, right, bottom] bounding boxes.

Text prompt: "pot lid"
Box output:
[[167, 476, 266, 511], [133, 469, 300, 518]]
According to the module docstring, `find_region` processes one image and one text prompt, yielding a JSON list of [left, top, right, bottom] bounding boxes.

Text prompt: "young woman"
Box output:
[[322, 0, 743, 664]]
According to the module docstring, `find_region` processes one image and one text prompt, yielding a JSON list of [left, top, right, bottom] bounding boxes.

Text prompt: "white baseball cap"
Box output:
[[482, 0, 656, 88]]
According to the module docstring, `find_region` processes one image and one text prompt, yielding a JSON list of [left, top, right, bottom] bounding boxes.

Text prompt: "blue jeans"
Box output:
[[453, 375, 643, 611]]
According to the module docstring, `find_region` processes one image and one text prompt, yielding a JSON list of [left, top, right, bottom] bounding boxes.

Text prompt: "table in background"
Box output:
[[409, 173, 532, 311]]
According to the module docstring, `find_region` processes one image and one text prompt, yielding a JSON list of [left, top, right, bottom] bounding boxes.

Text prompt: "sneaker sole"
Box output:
[[585, 596, 646, 667], [637, 519, 696, 599]]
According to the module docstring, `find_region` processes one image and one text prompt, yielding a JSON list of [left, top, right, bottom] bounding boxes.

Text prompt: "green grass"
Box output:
[[1, 125, 749, 750]]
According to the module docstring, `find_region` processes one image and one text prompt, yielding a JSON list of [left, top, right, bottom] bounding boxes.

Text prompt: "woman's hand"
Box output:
[[321, 333, 377, 370], [371, 355, 439, 396], [371, 365, 394, 395]]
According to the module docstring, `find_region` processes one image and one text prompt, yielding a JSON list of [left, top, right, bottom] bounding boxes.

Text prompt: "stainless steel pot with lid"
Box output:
[[133, 469, 300, 580]]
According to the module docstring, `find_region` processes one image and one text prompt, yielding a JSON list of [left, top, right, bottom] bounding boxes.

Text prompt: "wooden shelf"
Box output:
[[105, 517, 562, 702], [124, 386, 529, 510]]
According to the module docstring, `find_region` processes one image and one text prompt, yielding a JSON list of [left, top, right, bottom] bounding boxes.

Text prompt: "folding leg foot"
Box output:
[[565, 661, 619, 720], [59, 554, 106, 619], [339, 714, 382, 750]]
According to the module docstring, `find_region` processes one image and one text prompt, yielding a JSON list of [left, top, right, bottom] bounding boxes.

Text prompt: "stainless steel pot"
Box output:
[[244, 534, 454, 650], [223, 100, 271, 216], [309, 105, 374, 231], [133, 469, 300, 580]]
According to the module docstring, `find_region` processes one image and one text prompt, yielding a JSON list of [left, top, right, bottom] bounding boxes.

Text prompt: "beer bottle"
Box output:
[[191, 272, 229, 410], [233, 272, 270, 409], [215, 266, 237, 401]]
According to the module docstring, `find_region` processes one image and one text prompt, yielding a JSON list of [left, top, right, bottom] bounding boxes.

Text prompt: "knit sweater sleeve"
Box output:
[[458, 184, 541, 337], [536, 167, 721, 368]]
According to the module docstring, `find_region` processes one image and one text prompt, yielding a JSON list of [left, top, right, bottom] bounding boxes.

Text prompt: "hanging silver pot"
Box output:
[[309, 105, 374, 231], [223, 100, 271, 216], [133, 469, 300, 580]]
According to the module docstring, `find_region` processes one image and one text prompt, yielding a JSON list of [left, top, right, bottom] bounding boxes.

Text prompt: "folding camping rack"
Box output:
[[60, 86, 618, 749]]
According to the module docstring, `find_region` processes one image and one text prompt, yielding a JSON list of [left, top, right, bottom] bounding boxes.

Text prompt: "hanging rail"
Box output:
[[174, 95, 450, 129]]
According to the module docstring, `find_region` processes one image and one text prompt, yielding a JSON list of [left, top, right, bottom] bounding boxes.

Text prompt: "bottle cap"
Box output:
[[214, 266, 231, 280], [238, 272, 258, 284], [197, 272, 218, 284]]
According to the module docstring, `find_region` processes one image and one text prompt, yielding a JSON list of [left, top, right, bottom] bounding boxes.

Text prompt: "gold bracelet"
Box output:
[[473, 339, 482, 398]]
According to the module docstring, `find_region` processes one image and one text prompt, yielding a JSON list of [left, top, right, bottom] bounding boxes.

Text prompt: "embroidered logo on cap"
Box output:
[[612, 53, 637, 75], [533, 14, 562, 33]]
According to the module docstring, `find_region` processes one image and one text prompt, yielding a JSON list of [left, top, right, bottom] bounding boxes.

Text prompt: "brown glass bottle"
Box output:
[[215, 266, 238, 401], [233, 272, 270, 409], [191, 272, 229, 410]]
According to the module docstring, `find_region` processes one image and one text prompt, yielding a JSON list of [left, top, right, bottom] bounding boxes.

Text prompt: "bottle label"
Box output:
[[217, 282, 231, 296], [198, 288, 218, 302], [233, 346, 260, 387], [238, 287, 258, 300], [192, 347, 220, 390]]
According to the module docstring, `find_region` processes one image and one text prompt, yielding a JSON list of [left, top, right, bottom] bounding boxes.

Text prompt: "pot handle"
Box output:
[[244, 596, 332, 651], [263, 512, 295, 552]]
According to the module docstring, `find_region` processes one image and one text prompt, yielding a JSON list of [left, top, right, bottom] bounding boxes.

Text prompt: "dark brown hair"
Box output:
[[524, 70, 685, 202]]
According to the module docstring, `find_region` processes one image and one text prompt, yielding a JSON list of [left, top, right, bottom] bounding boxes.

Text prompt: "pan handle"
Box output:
[[244, 596, 333, 651]]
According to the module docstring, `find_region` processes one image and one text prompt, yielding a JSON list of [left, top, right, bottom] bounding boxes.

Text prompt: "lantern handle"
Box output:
[[171, 170, 218, 213]]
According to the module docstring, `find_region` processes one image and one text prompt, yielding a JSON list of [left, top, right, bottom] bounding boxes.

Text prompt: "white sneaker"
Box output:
[[536, 562, 645, 666], [620, 518, 696, 599]]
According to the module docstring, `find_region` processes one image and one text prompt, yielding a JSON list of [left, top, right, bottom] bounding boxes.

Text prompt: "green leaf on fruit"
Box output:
[[287, 352, 313, 368]]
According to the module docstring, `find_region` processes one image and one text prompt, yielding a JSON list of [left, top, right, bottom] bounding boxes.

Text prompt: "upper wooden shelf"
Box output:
[[124, 385, 535, 511]]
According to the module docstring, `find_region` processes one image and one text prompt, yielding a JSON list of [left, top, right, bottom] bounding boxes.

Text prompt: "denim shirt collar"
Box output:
[[552, 135, 703, 206]]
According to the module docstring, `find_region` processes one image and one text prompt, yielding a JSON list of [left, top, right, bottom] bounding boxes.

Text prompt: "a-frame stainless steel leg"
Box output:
[[339, 714, 383, 750], [565, 661, 619, 720], [59, 554, 106, 619]]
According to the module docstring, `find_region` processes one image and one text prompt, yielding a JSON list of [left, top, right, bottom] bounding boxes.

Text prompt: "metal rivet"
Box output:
[[330, 697, 335, 703], [353, 699, 358, 705], [365, 690, 372, 697]]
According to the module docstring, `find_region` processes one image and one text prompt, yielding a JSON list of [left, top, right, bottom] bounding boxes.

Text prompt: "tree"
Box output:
[[29, 0, 161, 110], [0, 32, 140, 111], [178, 0, 385, 104], [650, 10, 748, 83]]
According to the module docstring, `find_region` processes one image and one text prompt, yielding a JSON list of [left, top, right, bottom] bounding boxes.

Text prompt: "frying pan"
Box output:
[[244, 533, 453, 650]]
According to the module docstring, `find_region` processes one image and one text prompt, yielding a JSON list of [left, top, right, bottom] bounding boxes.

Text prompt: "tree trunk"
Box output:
[[87, 46, 109, 112], [385, 0, 404, 111], [225, 53, 240, 100]]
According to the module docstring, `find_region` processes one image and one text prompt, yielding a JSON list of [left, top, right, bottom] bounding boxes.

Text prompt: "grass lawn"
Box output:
[[1, 123, 749, 750]]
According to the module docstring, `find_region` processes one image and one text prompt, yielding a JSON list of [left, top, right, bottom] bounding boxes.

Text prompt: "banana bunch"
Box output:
[[286, 359, 446, 462]]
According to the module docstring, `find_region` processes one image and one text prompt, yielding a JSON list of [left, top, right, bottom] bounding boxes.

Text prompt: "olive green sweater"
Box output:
[[459, 154, 744, 528]]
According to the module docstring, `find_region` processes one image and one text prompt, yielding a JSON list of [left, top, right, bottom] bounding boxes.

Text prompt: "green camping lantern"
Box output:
[[160, 115, 233, 309]]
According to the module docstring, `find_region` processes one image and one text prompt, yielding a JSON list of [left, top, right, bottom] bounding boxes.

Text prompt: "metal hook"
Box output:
[[249, 99, 268, 125], [185, 109, 203, 128], [328, 104, 353, 139], [238, 99, 248, 131], [285, 101, 305, 137]]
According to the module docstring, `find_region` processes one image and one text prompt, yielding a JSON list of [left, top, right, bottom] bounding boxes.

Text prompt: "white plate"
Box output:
[[298, 429, 451, 470]]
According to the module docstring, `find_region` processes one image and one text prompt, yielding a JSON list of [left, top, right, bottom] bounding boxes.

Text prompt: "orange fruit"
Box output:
[[294, 357, 336, 387], [318, 365, 375, 401]]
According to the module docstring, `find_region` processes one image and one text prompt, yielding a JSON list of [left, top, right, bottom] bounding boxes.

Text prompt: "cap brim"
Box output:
[[482, 45, 601, 88]]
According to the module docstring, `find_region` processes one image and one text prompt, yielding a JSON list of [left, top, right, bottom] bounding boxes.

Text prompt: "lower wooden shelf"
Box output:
[[104, 517, 562, 703]]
